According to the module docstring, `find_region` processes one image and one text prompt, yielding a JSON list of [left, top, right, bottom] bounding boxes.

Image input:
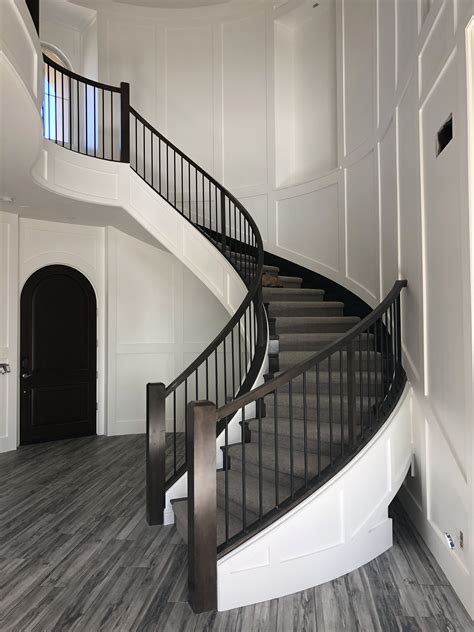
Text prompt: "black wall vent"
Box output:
[[436, 114, 453, 157]]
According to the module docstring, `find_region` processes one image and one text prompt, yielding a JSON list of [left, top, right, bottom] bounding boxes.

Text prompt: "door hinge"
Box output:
[[96, 402, 98, 410]]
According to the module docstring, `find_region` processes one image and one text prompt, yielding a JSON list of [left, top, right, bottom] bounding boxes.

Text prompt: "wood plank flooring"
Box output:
[[0, 435, 472, 631]]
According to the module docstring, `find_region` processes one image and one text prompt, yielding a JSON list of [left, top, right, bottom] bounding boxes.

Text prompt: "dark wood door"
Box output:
[[20, 265, 97, 444]]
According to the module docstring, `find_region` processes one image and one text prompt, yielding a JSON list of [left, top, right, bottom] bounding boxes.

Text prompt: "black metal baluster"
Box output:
[[85, 80, 88, 154], [316, 364, 321, 477], [303, 372, 308, 487], [273, 389, 279, 508], [195, 167, 198, 225], [328, 356, 333, 465], [166, 145, 169, 200], [143, 122, 146, 180], [134, 116, 137, 172], [231, 329, 236, 396], [243, 309, 248, 374], [184, 379, 188, 463], [367, 326, 372, 429], [359, 333, 363, 435], [54, 68, 58, 144], [93, 86, 97, 156], [208, 180, 212, 232], [340, 350, 344, 457], [238, 320, 242, 386], [61, 71, 65, 147], [188, 162, 191, 219], [151, 133, 154, 189], [258, 397, 263, 519], [239, 212, 243, 275], [289, 380, 294, 499], [174, 151, 177, 207], [173, 389, 177, 473], [224, 414, 229, 543], [110, 91, 113, 160], [241, 405, 247, 531], [101, 87, 104, 158], [202, 173, 205, 229], [214, 348, 219, 408], [181, 157, 184, 213], [205, 357, 209, 402], [223, 338, 227, 404]]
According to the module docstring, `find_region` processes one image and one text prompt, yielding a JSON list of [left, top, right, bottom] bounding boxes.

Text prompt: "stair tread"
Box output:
[[263, 288, 325, 302]]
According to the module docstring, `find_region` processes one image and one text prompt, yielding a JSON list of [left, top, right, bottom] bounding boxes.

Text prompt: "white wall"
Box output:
[[0, 215, 228, 446], [107, 226, 228, 435]]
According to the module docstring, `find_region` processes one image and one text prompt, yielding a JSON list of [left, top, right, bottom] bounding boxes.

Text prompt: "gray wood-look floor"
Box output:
[[0, 435, 472, 632]]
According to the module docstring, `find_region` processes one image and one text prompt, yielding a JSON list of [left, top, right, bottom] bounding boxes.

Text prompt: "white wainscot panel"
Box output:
[[21, 222, 99, 274], [115, 352, 174, 430], [397, 73, 423, 383], [105, 20, 156, 122], [165, 24, 214, 173], [422, 54, 467, 469], [0, 222, 9, 350], [402, 394, 425, 509], [1, 0, 39, 101], [377, 0, 396, 125], [419, 3, 451, 101], [54, 156, 118, 200], [183, 266, 229, 344], [343, 0, 376, 154], [239, 194, 268, 243], [379, 118, 398, 297], [222, 13, 267, 189], [345, 151, 378, 299], [276, 184, 340, 273], [426, 415, 469, 573], [115, 231, 175, 345], [396, 0, 418, 86]]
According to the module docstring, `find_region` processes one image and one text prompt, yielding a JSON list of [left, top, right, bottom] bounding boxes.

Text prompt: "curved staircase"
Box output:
[[34, 53, 410, 614], [172, 262, 367, 545]]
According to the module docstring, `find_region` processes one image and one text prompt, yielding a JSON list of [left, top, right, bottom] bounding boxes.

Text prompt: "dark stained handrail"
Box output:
[[43, 53, 121, 92]]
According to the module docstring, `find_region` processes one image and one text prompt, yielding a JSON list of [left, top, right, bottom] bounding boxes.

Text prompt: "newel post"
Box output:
[[187, 400, 217, 613], [146, 382, 166, 525], [120, 82, 130, 163]]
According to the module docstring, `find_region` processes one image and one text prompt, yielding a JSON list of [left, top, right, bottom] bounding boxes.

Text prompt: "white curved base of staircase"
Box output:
[[217, 382, 413, 611]]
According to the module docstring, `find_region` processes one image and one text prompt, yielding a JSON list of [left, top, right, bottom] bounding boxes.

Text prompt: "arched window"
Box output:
[[42, 44, 72, 143]]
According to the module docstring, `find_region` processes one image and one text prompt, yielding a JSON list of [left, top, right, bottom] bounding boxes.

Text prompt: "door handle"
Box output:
[[21, 373, 32, 379], [0, 364, 11, 375]]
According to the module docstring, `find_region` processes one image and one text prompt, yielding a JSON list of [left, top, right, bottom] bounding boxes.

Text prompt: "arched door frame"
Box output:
[[19, 264, 99, 444]]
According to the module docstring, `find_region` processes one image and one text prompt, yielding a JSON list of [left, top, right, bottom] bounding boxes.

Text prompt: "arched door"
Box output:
[[20, 265, 97, 444]]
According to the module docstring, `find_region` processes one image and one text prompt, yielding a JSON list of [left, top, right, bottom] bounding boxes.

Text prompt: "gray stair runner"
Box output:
[[172, 260, 375, 548]]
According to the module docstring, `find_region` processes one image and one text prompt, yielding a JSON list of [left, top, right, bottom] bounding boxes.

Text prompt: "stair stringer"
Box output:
[[32, 143, 248, 316], [217, 382, 413, 611]]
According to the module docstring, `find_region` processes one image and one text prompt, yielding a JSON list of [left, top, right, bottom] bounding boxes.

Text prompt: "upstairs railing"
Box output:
[[41, 56, 267, 525], [186, 280, 407, 612], [43, 55, 130, 162]]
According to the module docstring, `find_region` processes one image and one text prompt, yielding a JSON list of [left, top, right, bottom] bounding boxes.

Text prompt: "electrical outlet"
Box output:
[[444, 533, 455, 550]]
